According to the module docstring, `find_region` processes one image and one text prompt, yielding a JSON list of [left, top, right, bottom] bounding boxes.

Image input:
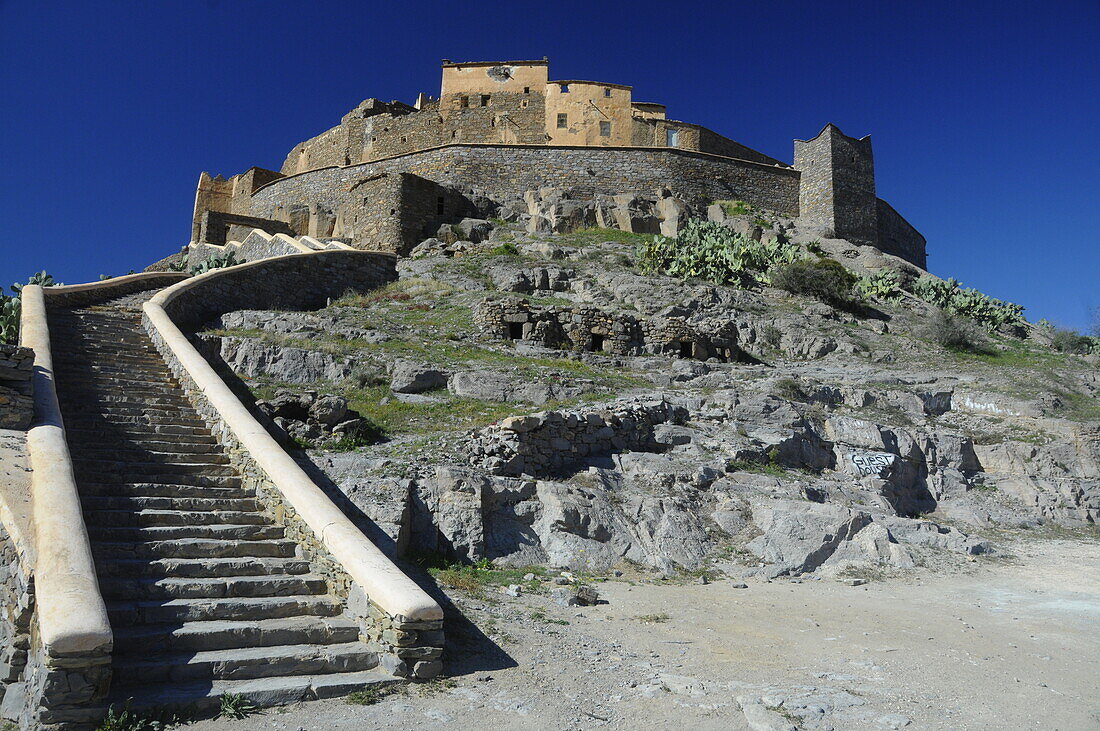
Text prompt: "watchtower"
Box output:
[[794, 124, 878, 245]]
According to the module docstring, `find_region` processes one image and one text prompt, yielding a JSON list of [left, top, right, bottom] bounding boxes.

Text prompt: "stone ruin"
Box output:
[[475, 297, 749, 362]]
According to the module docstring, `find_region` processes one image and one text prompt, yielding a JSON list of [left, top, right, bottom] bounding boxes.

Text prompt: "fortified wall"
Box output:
[[189, 58, 926, 267]]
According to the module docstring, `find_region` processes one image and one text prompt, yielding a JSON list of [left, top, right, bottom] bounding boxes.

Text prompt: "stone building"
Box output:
[[188, 58, 926, 266]]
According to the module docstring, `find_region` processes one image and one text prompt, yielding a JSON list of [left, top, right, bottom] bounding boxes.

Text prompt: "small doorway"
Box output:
[[590, 333, 605, 352], [508, 322, 524, 341], [678, 341, 694, 359]]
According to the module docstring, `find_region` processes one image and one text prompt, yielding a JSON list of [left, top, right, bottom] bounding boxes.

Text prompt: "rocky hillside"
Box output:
[[189, 201, 1100, 582]]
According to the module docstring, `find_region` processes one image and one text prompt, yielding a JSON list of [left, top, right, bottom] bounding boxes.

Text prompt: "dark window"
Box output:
[[459, 95, 469, 108], [451, 130, 457, 139], [556, 113, 568, 128], [508, 322, 524, 340], [679, 341, 693, 359], [481, 94, 490, 106], [490, 117, 496, 127], [599, 121, 611, 137], [590, 333, 605, 352], [521, 100, 529, 108], [604, 87, 612, 97], [523, 86, 530, 94], [401, 136, 407, 143], [436, 196, 444, 215], [389, 208, 396, 215]]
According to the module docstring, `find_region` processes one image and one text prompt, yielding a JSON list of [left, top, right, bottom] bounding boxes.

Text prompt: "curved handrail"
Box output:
[[143, 254, 442, 622], [20, 285, 113, 656]]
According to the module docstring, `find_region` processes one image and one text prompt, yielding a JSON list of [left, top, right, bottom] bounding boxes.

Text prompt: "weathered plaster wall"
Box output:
[[545, 81, 634, 146]]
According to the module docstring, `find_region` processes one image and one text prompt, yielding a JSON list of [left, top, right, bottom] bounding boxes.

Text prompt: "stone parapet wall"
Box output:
[[466, 399, 689, 477], [157, 251, 397, 329], [249, 144, 802, 227], [0, 345, 33, 431], [875, 199, 927, 269]]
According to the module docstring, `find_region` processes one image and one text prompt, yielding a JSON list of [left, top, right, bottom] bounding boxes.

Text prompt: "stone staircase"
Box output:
[[48, 293, 391, 711]]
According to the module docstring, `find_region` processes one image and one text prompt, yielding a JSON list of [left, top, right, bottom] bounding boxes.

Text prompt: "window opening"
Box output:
[[590, 333, 605, 352], [666, 128, 680, 147], [556, 113, 568, 129], [560, 84, 570, 93], [599, 121, 611, 137], [508, 322, 524, 340], [678, 341, 693, 359], [604, 88, 612, 97], [481, 94, 490, 106]]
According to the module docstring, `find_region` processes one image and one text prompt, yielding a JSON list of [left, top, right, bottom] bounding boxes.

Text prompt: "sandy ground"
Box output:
[[188, 535, 1100, 731]]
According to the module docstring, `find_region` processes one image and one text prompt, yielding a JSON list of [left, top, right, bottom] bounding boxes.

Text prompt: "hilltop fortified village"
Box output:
[[12, 56, 1099, 731], [189, 58, 926, 267]]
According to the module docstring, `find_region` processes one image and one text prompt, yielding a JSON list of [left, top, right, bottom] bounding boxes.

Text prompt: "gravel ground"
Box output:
[[190, 536, 1099, 730]]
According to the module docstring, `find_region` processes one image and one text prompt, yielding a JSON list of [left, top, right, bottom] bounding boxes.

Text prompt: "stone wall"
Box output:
[[0, 522, 33, 720], [342, 173, 477, 254], [465, 399, 689, 477], [876, 198, 927, 269], [0, 346, 33, 431], [198, 210, 295, 246], [158, 252, 397, 329], [475, 297, 746, 362], [794, 124, 878, 246], [249, 144, 802, 233]]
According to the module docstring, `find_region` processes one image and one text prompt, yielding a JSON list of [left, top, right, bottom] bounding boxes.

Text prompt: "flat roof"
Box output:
[[550, 80, 633, 91], [442, 58, 549, 68]]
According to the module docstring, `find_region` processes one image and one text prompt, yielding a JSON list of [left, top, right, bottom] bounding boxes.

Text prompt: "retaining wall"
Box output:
[[250, 144, 802, 223]]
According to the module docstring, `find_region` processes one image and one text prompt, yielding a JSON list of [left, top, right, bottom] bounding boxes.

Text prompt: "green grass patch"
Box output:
[[419, 557, 547, 597], [551, 227, 655, 248], [345, 684, 401, 705], [634, 612, 671, 624]]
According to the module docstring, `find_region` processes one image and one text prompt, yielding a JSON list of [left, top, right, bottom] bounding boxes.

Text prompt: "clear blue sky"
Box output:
[[1, 0, 1097, 329]]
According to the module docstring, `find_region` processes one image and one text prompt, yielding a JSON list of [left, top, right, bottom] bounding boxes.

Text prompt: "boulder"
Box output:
[[390, 360, 447, 394]]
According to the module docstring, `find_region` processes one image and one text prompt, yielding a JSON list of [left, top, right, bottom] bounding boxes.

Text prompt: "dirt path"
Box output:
[[192, 537, 1100, 730]]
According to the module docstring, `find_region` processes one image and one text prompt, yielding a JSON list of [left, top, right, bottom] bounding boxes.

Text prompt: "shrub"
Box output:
[[190, 252, 245, 275], [636, 219, 801, 286], [217, 692, 259, 720], [350, 364, 388, 388], [912, 276, 1024, 330], [10, 270, 60, 295], [0, 294, 18, 345], [1049, 327, 1096, 354], [856, 269, 903, 301], [770, 257, 858, 307], [714, 199, 752, 217], [488, 241, 519, 256], [924, 308, 988, 353]]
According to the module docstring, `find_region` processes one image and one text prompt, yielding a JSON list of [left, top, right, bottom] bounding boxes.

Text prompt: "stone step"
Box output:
[[65, 420, 211, 436], [98, 574, 327, 601], [56, 374, 180, 390], [103, 670, 395, 715], [112, 616, 361, 656], [93, 538, 297, 560], [61, 392, 189, 407], [55, 364, 170, 379], [79, 481, 251, 498], [89, 523, 283, 543], [74, 449, 230, 466], [96, 556, 312, 579], [72, 459, 237, 477], [68, 432, 218, 447], [77, 441, 225, 458], [67, 404, 201, 419], [111, 642, 377, 685], [65, 413, 208, 429], [108, 595, 343, 625], [85, 509, 268, 528], [80, 473, 243, 488], [83, 494, 259, 512]]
